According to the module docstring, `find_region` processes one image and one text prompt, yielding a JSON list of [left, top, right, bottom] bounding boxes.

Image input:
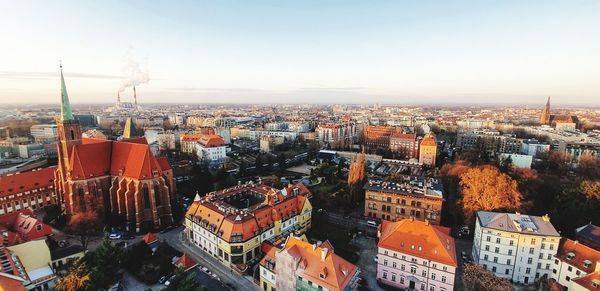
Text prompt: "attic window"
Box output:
[[566, 252, 575, 260], [583, 259, 592, 268], [592, 279, 600, 288]]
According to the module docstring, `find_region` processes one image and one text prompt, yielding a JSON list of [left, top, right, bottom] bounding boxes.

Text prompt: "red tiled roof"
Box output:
[[556, 238, 600, 272], [280, 236, 358, 291], [0, 167, 56, 197], [378, 219, 457, 267], [175, 254, 197, 271], [0, 272, 26, 291], [198, 135, 224, 148], [420, 133, 437, 147], [0, 209, 52, 245], [143, 232, 158, 245], [571, 271, 600, 290], [180, 133, 204, 142], [391, 133, 416, 139], [156, 157, 171, 171]]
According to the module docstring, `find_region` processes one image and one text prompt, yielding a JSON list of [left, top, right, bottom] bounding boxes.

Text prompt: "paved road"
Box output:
[[161, 227, 261, 291], [320, 211, 378, 236]]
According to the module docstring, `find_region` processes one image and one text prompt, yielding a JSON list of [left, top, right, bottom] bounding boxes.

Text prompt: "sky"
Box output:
[[0, 0, 599, 105]]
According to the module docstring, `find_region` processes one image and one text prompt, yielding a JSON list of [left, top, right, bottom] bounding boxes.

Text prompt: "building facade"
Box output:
[[551, 238, 600, 290], [364, 177, 444, 225], [472, 211, 560, 285], [389, 133, 418, 159], [419, 132, 437, 166], [0, 167, 58, 215], [185, 183, 312, 272], [259, 236, 360, 291], [195, 135, 226, 165], [377, 219, 457, 291]]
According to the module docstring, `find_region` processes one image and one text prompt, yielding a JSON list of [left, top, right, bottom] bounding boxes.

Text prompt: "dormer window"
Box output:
[[566, 252, 575, 260], [583, 259, 592, 268]]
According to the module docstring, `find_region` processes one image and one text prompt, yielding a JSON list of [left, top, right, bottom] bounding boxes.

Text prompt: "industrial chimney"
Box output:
[[133, 86, 138, 109]]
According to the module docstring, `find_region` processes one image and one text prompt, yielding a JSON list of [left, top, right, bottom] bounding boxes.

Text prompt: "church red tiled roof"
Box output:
[[68, 138, 169, 181], [0, 167, 56, 197]]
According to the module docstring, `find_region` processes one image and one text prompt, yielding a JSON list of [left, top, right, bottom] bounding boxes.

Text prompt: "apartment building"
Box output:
[[389, 133, 418, 159], [0, 167, 58, 215], [259, 236, 360, 291], [551, 238, 600, 290], [472, 211, 560, 285], [377, 219, 457, 291], [364, 177, 444, 225], [419, 132, 437, 166], [195, 135, 226, 165], [185, 183, 312, 271]]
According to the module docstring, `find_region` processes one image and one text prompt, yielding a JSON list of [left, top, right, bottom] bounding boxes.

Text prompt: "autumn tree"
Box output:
[[462, 263, 514, 291], [65, 210, 103, 250], [347, 152, 366, 203], [460, 165, 522, 222], [55, 259, 93, 291], [579, 154, 600, 180]]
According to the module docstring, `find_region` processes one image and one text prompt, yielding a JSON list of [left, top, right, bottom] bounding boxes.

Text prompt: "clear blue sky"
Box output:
[[1, 0, 599, 105]]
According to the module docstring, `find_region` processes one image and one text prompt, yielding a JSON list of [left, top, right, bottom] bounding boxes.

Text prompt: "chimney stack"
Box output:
[[133, 86, 138, 108], [117, 91, 121, 104], [321, 248, 328, 261]]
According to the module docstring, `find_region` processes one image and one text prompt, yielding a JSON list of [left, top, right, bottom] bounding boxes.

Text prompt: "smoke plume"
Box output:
[[118, 50, 150, 93]]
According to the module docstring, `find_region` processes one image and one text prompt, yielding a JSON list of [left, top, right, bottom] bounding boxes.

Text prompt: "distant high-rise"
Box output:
[[540, 96, 551, 125]]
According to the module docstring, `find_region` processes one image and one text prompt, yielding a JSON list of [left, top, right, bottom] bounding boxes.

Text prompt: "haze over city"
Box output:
[[1, 1, 600, 105]]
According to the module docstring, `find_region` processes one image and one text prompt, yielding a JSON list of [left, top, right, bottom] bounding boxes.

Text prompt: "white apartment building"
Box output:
[[195, 135, 226, 165], [30, 124, 58, 144], [551, 238, 600, 290], [472, 211, 561, 285]]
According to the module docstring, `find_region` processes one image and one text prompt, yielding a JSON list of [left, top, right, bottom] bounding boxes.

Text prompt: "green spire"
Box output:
[[60, 65, 75, 121]]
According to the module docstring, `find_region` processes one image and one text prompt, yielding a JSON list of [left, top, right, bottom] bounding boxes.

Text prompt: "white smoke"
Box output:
[[118, 50, 150, 93]]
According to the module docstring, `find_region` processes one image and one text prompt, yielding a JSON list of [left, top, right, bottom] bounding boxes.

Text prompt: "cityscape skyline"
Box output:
[[1, 1, 600, 105]]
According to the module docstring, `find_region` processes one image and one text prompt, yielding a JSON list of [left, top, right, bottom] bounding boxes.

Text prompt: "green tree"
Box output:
[[165, 268, 207, 291], [462, 263, 514, 291], [88, 235, 123, 288]]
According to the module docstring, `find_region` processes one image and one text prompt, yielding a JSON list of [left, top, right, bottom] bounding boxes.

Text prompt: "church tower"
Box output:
[[540, 96, 551, 125], [55, 66, 82, 206]]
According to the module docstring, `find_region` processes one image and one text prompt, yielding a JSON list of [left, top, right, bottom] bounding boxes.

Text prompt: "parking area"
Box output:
[[350, 235, 385, 291]]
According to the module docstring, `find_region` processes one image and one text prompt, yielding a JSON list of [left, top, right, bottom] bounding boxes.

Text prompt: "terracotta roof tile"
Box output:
[[378, 219, 457, 267], [0, 167, 56, 197], [556, 238, 600, 272]]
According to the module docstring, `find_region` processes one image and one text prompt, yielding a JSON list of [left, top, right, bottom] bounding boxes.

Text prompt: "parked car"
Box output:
[[367, 220, 378, 228], [158, 276, 168, 284], [108, 233, 122, 240], [374, 255, 378, 263]]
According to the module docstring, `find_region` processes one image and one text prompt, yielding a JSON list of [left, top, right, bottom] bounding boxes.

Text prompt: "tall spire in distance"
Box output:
[[60, 63, 75, 122], [540, 96, 551, 125]]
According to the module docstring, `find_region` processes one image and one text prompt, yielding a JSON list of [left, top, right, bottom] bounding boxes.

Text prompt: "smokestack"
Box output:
[[117, 91, 121, 104], [133, 86, 138, 108]]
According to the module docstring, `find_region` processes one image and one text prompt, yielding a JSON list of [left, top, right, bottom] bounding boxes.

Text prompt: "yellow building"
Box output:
[[185, 183, 312, 272], [419, 132, 437, 166]]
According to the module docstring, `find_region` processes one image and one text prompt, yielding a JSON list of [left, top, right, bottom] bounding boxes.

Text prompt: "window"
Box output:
[[384, 259, 388, 266], [431, 273, 436, 280], [36, 224, 42, 231], [531, 238, 536, 244], [509, 240, 514, 246], [486, 236, 491, 242], [391, 274, 396, 282], [505, 269, 510, 275], [541, 243, 546, 249], [154, 184, 161, 206], [392, 262, 396, 268], [485, 245, 490, 251], [508, 250, 513, 256], [484, 254, 489, 260], [493, 257, 498, 263], [383, 272, 387, 279], [526, 267, 531, 274], [495, 247, 499, 253], [527, 258, 533, 264], [143, 184, 151, 209], [410, 266, 416, 274], [496, 238, 501, 243], [507, 259, 511, 265], [422, 270, 427, 276], [492, 266, 497, 272], [441, 276, 447, 283], [529, 248, 534, 254]]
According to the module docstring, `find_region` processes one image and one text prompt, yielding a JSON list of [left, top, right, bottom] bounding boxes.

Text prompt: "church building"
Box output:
[[54, 67, 173, 232]]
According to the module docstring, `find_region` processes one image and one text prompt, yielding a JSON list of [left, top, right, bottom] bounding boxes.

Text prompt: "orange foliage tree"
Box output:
[[462, 263, 514, 291], [460, 165, 522, 221], [347, 152, 366, 203], [579, 154, 600, 180]]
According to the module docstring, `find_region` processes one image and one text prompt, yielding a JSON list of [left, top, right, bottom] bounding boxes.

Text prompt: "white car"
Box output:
[[108, 233, 121, 239], [367, 220, 378, 228], [374, 255, 378, 263]]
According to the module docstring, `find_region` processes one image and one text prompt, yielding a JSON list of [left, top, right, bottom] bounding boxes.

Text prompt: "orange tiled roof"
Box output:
[[0, 209, 52, 245], [187, 183, 311, 243], [378, 219, 457, 267], [0, 272, 26, 291], [556, 238, 600, 272], [198, 135, 224, 148], [259, 245, 278, 273], [391, 133, 416, 139], [420, 133, 437, 147], [0, 167, 56, 197], [143, 232, 158, 245], [180, 133, 204, 142], [571, 271, 600, 289], [175, 253, 197, 271], [280, 236, 357, 291]]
